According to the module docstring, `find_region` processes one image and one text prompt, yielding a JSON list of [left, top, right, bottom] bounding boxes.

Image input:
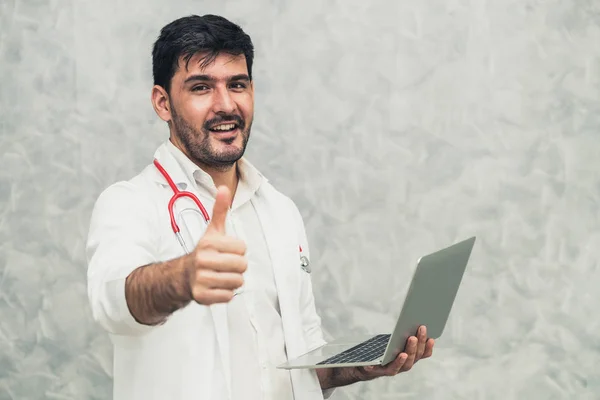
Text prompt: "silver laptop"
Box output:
[[278, 236, 476, 369]]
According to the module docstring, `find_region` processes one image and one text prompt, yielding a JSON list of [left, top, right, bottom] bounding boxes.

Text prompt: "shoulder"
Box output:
[[257, 181, 306, 235], [258, 181, 312, 258], [91, 164, 160, 218], [259, 181, 301, 213], [239, 157, 300, 215]]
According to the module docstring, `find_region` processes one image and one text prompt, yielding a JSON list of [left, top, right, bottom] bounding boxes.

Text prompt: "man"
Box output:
[[86, 14, 434, 400]]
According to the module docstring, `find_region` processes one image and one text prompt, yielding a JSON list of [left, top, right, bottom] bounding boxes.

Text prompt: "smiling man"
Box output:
[[86, 14, 434, 400]]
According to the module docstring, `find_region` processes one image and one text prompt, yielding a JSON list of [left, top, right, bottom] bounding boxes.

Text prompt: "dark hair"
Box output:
[[152, 15, 254, 93]]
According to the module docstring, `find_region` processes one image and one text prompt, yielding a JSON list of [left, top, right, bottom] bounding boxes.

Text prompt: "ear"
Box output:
[[151, 85, 171, 122]]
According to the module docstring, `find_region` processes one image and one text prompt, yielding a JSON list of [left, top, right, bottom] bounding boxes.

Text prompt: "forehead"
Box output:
[[176, 52, 248, 79]]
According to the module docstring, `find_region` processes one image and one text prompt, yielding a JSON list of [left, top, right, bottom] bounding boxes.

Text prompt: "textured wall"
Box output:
[[1, 0, 599, 399]]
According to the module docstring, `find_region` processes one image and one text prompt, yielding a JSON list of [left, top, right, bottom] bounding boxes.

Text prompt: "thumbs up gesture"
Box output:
[[185, 186, 247, 305]]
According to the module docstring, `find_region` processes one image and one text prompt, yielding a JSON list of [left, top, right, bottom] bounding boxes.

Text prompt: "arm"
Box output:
[[316, 368, 363, 390], [87, 182, 165, 336], [125, 257, 192, 326], [87, 183, 245, 335], [87, 183, 192, 331]]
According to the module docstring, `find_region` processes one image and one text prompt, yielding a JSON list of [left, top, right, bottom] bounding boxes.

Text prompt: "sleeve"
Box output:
[[290, 201, 336, 399], [86, 181, 160, 337]]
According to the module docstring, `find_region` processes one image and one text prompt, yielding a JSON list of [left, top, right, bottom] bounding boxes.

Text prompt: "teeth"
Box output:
[[211, 123, 236, 131]]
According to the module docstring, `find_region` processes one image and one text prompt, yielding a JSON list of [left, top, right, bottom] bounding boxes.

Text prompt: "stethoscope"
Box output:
[[154, 158, 311, 274]]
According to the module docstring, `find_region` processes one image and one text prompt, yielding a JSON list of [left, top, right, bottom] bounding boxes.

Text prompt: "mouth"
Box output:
[[208, 122, 240, 134]]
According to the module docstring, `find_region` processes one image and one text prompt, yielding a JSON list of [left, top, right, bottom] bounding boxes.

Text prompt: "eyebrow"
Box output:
[[184, 74, 251, 84]]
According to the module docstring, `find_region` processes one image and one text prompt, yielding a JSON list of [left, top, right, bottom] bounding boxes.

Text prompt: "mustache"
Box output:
[[203, 114, 245, 130]]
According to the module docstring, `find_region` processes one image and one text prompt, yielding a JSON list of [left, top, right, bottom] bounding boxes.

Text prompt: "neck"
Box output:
[[169, 137, 239, 202], [205, 163, 239, 199]]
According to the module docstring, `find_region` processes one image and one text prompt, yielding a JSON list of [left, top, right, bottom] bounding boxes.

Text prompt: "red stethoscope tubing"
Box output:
[[153, 159, 210, 234]]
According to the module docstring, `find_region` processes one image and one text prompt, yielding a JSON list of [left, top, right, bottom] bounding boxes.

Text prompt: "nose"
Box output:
[[212, 86, 236, 114]]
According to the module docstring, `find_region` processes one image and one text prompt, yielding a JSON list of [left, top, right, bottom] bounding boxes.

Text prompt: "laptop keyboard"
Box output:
[[316, 334, 391, 365]]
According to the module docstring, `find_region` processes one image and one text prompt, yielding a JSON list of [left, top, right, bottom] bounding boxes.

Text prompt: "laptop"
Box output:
[[278, 236, 476, 369]]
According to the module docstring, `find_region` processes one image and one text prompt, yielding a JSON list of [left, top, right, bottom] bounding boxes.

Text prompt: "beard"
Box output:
[[171, 105, 252, 171]]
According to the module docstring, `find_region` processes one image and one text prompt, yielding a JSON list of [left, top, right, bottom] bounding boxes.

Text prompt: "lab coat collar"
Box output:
[[160, 140, 267, 208]]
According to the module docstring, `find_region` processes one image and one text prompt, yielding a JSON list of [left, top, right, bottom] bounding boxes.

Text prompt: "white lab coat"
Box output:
[[86, 143, 333, 400]]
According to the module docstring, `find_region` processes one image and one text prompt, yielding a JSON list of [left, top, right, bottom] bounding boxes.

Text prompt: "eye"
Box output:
[[229, 82, 247, 90], [191, 84, 209, 92]]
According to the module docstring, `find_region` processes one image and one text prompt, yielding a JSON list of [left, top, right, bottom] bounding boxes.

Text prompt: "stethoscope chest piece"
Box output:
[[300, 255, 311, 273]]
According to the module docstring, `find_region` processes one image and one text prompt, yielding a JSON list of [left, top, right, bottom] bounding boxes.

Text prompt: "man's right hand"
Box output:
[[185, 185, 247, 305]]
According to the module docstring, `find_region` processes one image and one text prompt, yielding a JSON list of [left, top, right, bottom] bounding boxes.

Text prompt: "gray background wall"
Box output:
[[1, 0, 599, 399]]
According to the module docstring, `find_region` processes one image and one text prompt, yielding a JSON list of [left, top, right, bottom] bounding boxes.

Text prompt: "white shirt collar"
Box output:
[[164, 139, 265, 210]]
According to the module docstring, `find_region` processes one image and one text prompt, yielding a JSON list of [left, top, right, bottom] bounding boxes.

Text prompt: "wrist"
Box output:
[[353, 367, 368, 382], [148, 258, 193, 317], [178, 254, 195, 303], [318, 366, 365, 391]]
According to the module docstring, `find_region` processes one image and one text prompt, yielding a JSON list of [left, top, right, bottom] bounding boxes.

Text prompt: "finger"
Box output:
[[192, 288, 235, 305], [383, 352, 408, 376], [415, 326, 427, 361], [422, 338, 435, 359], [361, 352, 407, 379], [401, 336, 418, 371], [199, 235, 247, 255], [205, 186, 231, 235], [195, 252, 248, 273], [195, 269, 244, 290]]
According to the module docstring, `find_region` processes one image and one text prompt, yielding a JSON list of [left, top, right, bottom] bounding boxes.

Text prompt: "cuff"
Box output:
[[101, 276, 157, 336]]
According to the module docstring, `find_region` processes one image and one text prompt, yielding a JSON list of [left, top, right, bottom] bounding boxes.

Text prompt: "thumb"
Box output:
[[205, 186, 231, 235]]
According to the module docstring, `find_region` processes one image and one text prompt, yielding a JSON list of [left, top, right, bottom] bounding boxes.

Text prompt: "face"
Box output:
[[152, 52, 254, 171]]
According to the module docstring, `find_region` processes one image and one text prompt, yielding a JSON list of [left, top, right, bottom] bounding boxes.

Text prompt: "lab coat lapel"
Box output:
[[252, 192, 302, 348], [254, 189, 325, 400], [152, 143, 232, 399]]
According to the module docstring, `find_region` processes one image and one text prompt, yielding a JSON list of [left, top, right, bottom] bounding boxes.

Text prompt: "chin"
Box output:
[[215, 138, 246, 154], [212, 145, 244, 161]]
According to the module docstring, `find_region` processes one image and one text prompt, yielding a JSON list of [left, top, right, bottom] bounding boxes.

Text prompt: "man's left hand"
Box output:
[[355, 325, 434, 380]]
